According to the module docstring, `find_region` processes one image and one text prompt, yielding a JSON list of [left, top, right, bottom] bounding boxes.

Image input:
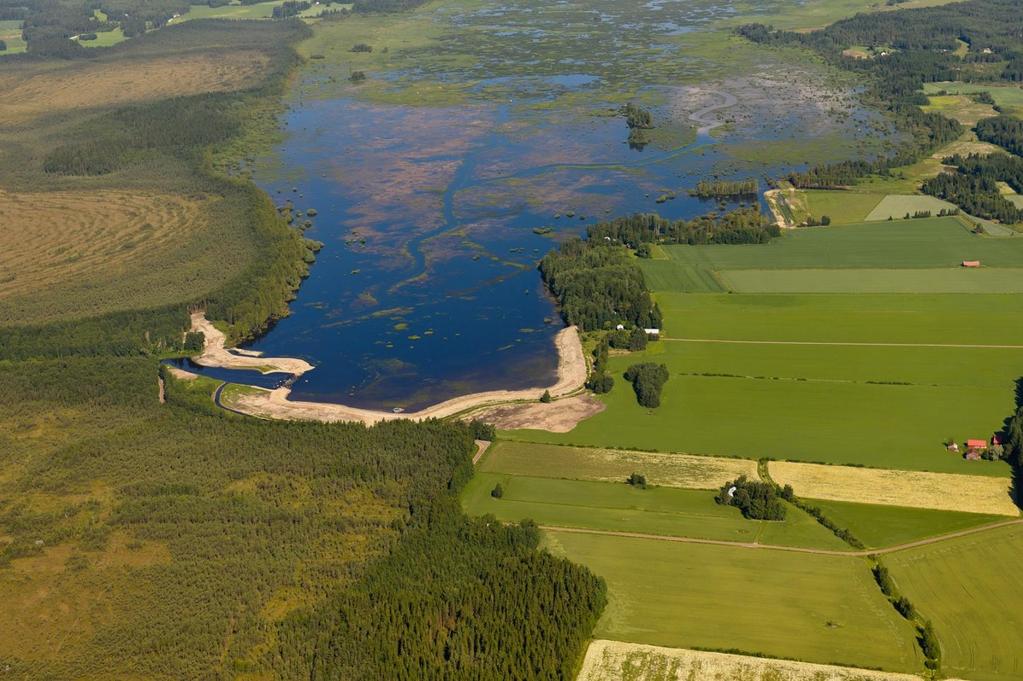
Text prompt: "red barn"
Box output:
[[962, 260, 981, 268], [966, 439, 988, 450]]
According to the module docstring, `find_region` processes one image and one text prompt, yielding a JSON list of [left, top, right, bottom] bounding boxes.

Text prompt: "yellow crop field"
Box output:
[[0, 51, 269, 124], [770, 461, 1018, 516], [576, 640, 926, 681]]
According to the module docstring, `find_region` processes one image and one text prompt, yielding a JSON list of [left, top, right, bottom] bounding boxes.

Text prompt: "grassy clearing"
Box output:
[[654, 292, 1023, 344], [462, 472, 847, 549], [507, 335, 1021, 474], [805, 499, 1005, 549], [543, 531, 922, 671], [770, 461, 1016, 516], [864, 195, 959, 221], [922, 81, 1023, 117], [479, 441, 758, 489], [577, 640, 926, 681], [653, 218, 1023, 280], [802, 190, 884, 224], [716, 267, 1023, 293], [921, 93, 997, 126], [886, 523, 1023, 681], [0, 20, 25, 55]]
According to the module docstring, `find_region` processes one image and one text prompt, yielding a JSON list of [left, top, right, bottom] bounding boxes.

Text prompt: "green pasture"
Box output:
[[173, 0, 337, 22], [544, 531, 922, 672], [802, 190, 884, 224], [651, 218, 1023, 281], [864, 195, 959, 221], [463, 472, 848, 549], [716, 267, 1023, 293], [505, 335, 1021, 475], [477, 440, 757, 489], [805, 499, 1005, 549], [922, 81, 1023, 117], [886, 523, 1023, 681], [653, 292, 1023, 344]]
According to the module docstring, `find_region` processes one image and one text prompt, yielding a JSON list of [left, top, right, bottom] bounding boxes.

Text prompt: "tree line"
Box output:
[[539, 238, 662, 332], [587, 208, 779, 247]]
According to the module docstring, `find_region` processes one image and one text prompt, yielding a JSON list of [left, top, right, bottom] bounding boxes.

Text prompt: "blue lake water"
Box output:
[[185, 69, 877, 410]]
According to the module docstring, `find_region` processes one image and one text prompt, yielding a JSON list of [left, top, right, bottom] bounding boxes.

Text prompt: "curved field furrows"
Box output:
[[0, 189, 207, 300], [0, 52, 270, 125]]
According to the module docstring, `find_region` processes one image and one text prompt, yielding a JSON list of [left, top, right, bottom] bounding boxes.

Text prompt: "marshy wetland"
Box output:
[[210, 0, 896, 410]]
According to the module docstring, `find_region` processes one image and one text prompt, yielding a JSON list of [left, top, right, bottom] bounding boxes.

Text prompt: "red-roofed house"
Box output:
[[992, 433, 1003, 447], [966, 439, 988, 450], [962, 260, 981, 268]]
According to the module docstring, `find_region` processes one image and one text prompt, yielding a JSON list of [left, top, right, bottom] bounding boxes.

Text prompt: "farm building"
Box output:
[[644, 328, 661, 339], [962, 260, 981, 268], [966, 439, 988, 450]]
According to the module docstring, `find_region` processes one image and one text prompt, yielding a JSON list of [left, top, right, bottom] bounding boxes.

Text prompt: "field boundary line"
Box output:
[[540, 518, 1023, 556], [663, 338, 1023, 349]]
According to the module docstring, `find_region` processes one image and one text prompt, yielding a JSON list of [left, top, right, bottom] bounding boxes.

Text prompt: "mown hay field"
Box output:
[[769, 461, 1018, 516], [922, 81, 1023, 117], [479, 441, 757, 489], [0, 189, 257, 325], [543, 530, 922, 672], [0, 51, 269, 125], [462, 472, 847, 549], [886, 523, 1023, 681], [864, 194, 959, 221], [576, 640, 926, 681], [716, 267, 1023, 293]]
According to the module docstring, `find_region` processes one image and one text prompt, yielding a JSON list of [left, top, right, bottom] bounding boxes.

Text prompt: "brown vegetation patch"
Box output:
[[0, 189, 210, 323], [0, 51, 270, 125], [770, 461, 1018, 516], [469, 394, 605, 433], [577, 640, 925, 681]]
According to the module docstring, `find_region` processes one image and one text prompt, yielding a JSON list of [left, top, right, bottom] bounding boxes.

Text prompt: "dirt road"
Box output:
[[541, 517, 1023, 557]]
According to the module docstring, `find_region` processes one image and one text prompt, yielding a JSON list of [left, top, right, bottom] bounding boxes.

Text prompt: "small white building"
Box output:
[[644, 328, 661, 339]]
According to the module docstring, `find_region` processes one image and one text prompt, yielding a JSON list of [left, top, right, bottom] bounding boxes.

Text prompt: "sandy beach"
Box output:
[[188, 313, 589, 426]]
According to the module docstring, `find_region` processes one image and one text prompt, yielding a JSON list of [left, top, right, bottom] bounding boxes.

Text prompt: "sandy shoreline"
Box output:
[[190, 312, 314, 375], [187, 313, 588, 425]]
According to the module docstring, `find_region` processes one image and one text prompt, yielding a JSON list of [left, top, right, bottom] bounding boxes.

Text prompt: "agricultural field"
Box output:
[[806, 499, 1006, 549], [478, 441, 758, 489], [0, 50, 270, 125], [0, 190, 259, 325], [544, 530, 922, 672], [802, 189, 884, 224], [863, 195, 958, 221], [885, 523, 1023, 681], [462, 472, 849, 549], [578, 640, 927, 681], [769, 461, 1018, 516], [716, 267, 1023, 293]]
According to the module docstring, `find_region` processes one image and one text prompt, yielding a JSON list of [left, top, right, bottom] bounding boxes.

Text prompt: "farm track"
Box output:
[[541, 517, 1023, 557], [664, 337, 1023, 350]]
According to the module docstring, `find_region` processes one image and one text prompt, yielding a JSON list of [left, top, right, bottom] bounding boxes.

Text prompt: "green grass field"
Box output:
[[922, 81, 1023, 117], [507, 326, 1020, 474], [885, 523, 1023, 680], [805, 499, 1004, 549], [78, 27, 127, 48], [651, 218, 1023, 283], [478, 440, 758, 488], [0, 19, 25, 54], [802, 190, 885, 224], [716, 267, 1023, 293], [543, 530, 923, 672], [463, 472, 849, 549], [654, 292, 1023, 344], [864, 195, 959, 222]]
